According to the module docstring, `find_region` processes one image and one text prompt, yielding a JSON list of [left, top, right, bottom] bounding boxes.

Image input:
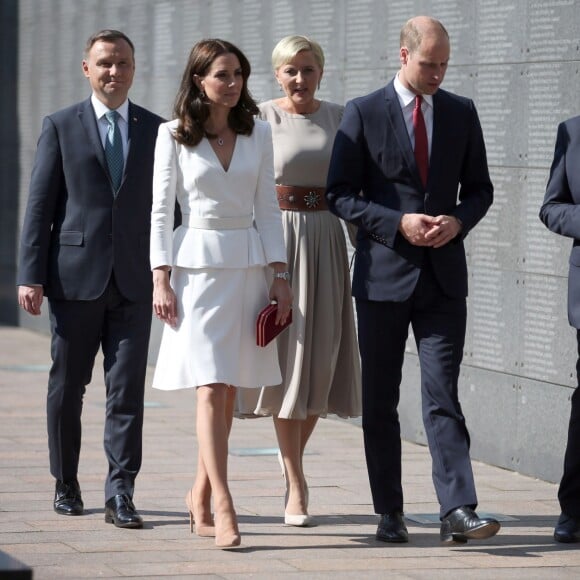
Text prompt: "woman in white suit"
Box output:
[[150, 39, 292, 549]]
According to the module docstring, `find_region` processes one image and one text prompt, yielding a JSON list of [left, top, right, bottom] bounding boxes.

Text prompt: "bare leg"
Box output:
[[225, 385, 236, 434], [189, 386, 236, 532], [274, 415, 319, 518], [299, 414, 318, 505], [300, 415, 318, 458], [196, 383, 240, 547]]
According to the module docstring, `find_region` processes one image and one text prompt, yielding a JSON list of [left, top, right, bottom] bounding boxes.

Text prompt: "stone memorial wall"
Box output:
[[14, 0, 580, 482]]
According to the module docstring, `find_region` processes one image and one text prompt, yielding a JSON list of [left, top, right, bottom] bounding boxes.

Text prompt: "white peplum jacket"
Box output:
[[150, 118, 286, 271]]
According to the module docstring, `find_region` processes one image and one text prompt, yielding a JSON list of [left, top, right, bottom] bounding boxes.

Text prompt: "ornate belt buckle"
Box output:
[[304, 190, 320, 208]]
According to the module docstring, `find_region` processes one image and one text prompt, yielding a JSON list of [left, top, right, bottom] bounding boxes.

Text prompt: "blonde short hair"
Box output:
[[271, 35, 325, 71]]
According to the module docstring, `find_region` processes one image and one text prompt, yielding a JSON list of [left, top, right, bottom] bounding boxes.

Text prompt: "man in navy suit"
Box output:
[[326, 16, 499, 543], [540, 117, 580, 543], [17, 30, 163, 528]]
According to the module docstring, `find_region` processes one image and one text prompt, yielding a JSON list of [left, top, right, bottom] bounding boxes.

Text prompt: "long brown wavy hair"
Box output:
[[172, 39, 258, 146]]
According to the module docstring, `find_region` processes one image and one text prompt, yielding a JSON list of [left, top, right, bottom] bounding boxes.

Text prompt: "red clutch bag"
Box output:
[[256, 303, 292, 347]]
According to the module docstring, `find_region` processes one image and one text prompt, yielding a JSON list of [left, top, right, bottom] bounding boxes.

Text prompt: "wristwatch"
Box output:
[[274, 271, 290, 281]]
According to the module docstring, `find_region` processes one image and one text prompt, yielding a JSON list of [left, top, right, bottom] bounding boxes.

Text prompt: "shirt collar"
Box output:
[[91, 94, 130, 123], [394, 74, 433, 109]]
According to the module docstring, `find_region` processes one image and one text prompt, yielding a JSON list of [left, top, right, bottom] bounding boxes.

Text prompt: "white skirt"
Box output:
[[152, 266, 282, 390]]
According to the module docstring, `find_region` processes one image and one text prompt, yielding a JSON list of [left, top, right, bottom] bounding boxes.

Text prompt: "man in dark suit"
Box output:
[[326, 16, 499, 544], [17, 29, 163, 528], [539, 117, 580, 543]]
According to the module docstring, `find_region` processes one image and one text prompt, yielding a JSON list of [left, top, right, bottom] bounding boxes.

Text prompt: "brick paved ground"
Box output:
[[1, 326, 579, 579]]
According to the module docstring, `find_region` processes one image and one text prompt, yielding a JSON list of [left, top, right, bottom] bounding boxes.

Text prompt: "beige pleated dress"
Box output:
[[237, 100, 362, 419]]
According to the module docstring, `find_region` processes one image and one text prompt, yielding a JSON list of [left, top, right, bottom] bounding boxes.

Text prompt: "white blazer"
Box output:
[[150, 119, 286, 270]]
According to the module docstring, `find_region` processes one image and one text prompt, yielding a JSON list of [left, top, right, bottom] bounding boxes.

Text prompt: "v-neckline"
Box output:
[[206, 135, 238, 173]]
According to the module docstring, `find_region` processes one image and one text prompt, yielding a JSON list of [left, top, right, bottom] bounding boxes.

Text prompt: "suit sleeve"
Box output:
[[150, 123, 177, 269], [326, 100, 403, 248], [17, 116, 63, 286], [453, 100, 494, 236], [539, 122, 580, 239]]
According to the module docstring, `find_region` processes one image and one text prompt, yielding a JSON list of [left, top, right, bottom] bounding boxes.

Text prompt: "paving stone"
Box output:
[[0, 327, 577, 578]]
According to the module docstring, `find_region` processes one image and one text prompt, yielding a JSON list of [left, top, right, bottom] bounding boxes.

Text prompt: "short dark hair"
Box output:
[[173, 38, 258, 147], [84, 29, 135, 58]]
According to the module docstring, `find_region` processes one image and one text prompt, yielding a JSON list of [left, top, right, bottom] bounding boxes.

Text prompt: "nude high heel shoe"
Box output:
[[185, 488, 215, 537], [214, 509, 241, 548]]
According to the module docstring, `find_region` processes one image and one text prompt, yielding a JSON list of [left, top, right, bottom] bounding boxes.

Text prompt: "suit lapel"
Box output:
[[79, 99, 143, 195], [384, 83, 424, 190], [428, 91, 446, 188], [78, 98, 108, 174], [121, 102, 142, 194]]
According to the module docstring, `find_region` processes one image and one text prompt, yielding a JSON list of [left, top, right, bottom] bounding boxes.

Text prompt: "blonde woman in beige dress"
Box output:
[[238, 35, 362, 526]]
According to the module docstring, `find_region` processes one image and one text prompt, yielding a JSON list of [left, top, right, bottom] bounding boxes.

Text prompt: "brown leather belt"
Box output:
[[276, 185, 328, 211]]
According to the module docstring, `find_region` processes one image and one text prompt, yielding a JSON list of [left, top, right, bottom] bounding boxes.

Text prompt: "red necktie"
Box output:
[[413, 95, 428, 186]]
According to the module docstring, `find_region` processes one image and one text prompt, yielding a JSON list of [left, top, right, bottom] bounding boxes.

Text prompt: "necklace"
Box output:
[[209, 132, 226, 146], [206, 126, 228, 147]]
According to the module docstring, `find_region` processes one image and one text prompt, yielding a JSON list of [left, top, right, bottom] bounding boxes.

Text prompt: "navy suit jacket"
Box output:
[[18, 98, 164, 303], [326, 80, 493, 302], [540, 115, 580, 328]]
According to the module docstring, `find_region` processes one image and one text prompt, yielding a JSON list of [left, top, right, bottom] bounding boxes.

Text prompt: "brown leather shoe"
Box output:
[[54, 479, 83, 516]]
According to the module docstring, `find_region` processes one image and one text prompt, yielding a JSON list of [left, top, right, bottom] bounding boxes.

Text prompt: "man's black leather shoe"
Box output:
[[54, 479, 83, 516], [554, 513, 580, 543], [376, 511, 409, 543], [440, 506, 500, 543], [104, 494, 143, 529]]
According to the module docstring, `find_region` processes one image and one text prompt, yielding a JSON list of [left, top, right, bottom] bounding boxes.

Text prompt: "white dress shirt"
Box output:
[[91, 94, 130, 163], [394, 74, 433, 157]]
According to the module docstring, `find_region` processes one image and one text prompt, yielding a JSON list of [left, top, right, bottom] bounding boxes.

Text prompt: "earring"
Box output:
[[199, 91, 206, 99]]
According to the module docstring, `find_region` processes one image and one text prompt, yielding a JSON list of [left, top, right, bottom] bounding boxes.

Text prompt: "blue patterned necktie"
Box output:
[[105, 110, 124, 190]]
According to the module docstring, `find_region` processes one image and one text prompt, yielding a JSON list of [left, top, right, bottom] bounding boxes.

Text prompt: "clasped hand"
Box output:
[[399, 213, 461, 248]]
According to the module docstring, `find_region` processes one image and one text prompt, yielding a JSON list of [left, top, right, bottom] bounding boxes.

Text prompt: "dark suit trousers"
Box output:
[[47, 277, 151, 501], [558, 330, 580, 517], [356, 261, 477, 518]]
